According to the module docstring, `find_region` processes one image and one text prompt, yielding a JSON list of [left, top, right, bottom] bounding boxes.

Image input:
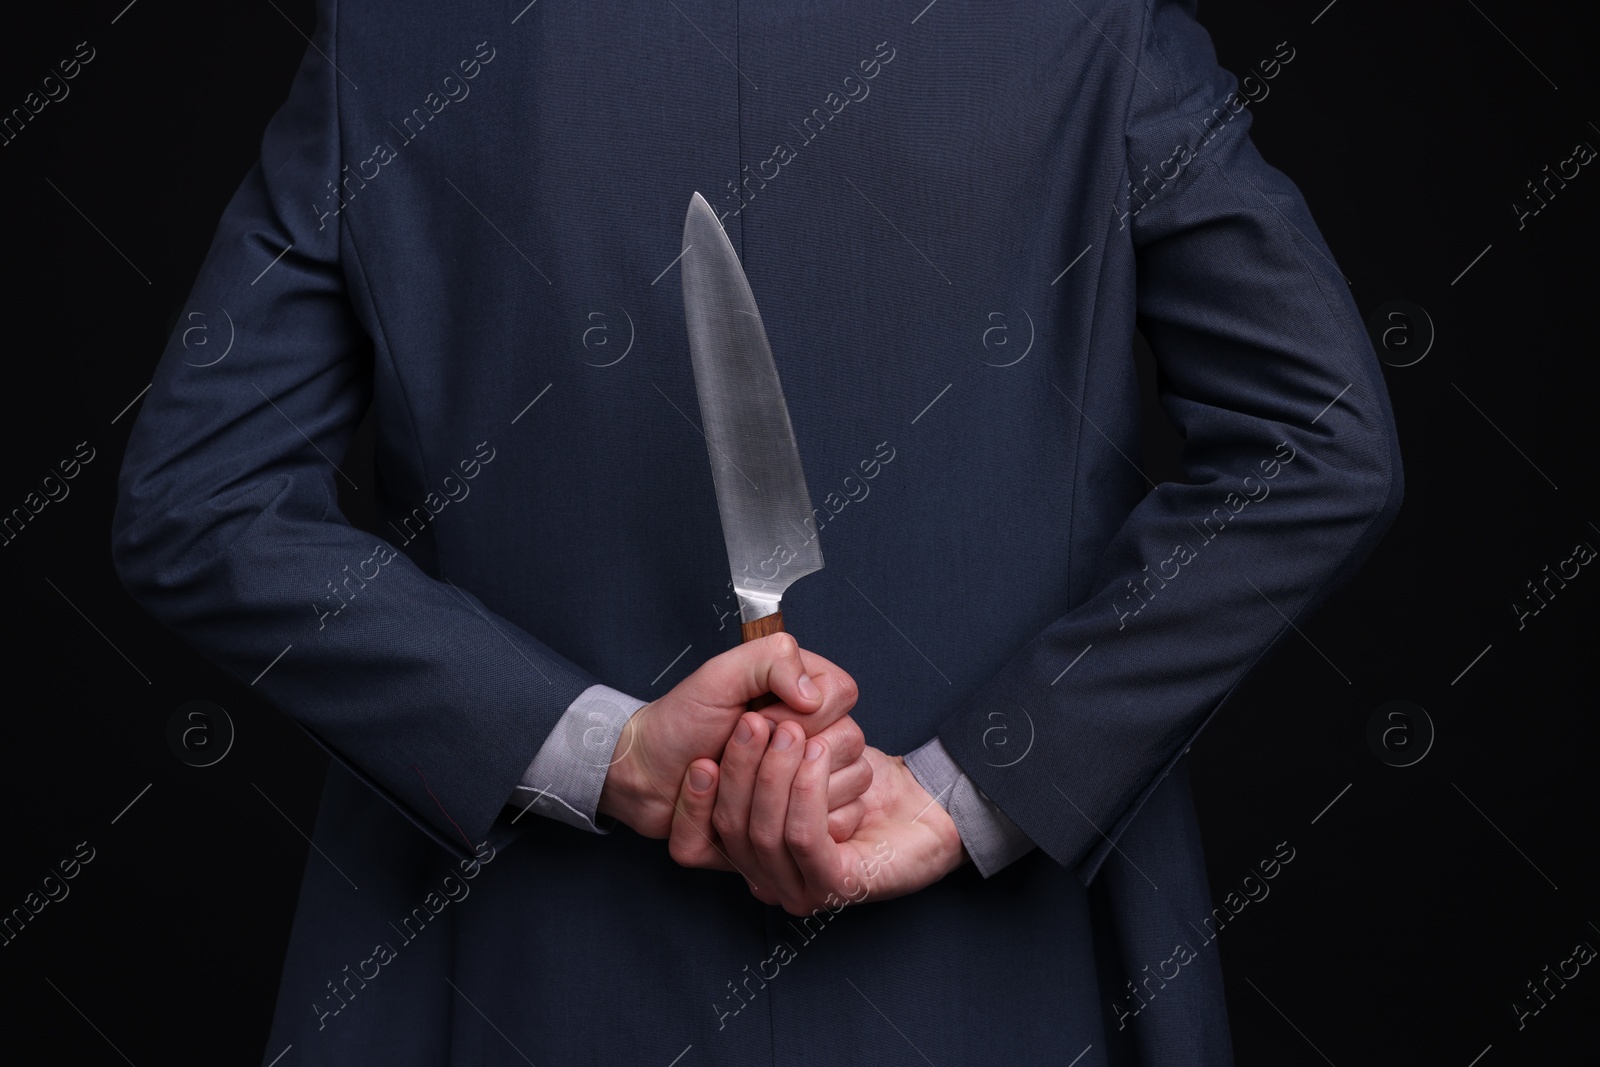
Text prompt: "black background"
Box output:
[[1, 1, 1594, 1064]]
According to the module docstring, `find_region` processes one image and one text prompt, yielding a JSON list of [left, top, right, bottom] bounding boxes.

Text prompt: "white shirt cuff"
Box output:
[[509, 684, 646, 834], [903, 736, 1036, 878]]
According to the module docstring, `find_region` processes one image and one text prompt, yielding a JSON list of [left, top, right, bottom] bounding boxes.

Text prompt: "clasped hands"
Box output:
[[597, 634, 966, 915]]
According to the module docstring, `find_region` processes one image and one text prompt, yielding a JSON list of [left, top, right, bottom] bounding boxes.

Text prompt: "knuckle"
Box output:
[[784, 896, 820, 918], [786, 822, 816, 852], [711, 808, 742, 838], [749, 823, 784, 853], [839, 675, 860, 706], [819, 717, 853, 743], [831, 803, 862, 838]]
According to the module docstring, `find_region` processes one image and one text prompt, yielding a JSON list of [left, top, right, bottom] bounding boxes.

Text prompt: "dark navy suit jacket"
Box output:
[[112, 2, 1401, 1064]]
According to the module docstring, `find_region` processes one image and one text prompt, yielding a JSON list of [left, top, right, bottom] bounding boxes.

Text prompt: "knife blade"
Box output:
[[681, 192, 823, 705]]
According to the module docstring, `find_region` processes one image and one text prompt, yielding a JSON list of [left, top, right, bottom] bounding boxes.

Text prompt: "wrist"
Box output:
[[932, 808, 970, 876], [934, 803, 970, 874], [597, 709, 647, 831], [597, 706, 672, 837], [952, 829, 972, 868], [895, 754, 968, 874]]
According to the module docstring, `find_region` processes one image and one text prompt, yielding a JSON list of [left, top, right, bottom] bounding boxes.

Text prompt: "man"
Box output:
[[112, 1, 1402, 1064]]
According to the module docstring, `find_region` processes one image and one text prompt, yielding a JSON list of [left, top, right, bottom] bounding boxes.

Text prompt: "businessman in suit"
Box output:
[[112, 1, 1402, 1064]]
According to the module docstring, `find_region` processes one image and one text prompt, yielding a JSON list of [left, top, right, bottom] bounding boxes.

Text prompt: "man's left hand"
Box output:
[[668, 714, 969, 915]]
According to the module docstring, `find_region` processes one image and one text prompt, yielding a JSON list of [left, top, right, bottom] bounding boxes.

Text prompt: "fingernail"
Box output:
[[797, 673, 821, 701], [772, 727, 795, 751], [734, 719, 753, 744], [804, 740, 824, 761], [689, 767, 712, 791]]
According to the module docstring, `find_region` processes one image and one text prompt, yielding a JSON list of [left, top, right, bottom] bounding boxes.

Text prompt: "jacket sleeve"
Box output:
[[935, 0, 1403, 883], [110, 1, 599, 861]]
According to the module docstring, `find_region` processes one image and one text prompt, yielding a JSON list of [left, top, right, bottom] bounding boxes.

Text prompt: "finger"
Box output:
[[827, 798, 867, 843], [749, 720, 808, 905], [668, 760, 734, 871], [786, 736, 845, 909], [757, 697, 865, 778], [711, 712, 770, 884], [811, 715, 864, 769], [784, 646, 860, 731], [825, 756, 873, 810], [689, 633, 827, 714], [745, 632, 820, 713]]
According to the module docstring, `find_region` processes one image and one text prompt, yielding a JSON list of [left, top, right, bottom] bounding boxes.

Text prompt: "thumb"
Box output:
[[700, 632, 826, 713]]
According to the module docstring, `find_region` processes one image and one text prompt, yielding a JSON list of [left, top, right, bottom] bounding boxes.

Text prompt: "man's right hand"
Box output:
[[597, 633, 869, 840]]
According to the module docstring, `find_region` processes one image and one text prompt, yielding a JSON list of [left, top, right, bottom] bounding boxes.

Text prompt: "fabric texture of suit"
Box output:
[[111, 2, 1402, 1064]]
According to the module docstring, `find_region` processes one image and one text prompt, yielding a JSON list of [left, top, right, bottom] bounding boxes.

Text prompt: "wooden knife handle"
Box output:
[[740, 610, 784, 711]]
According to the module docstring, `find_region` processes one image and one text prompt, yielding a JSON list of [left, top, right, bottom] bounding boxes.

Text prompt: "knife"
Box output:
[[681, 192, 824, 710]]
